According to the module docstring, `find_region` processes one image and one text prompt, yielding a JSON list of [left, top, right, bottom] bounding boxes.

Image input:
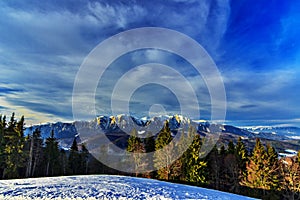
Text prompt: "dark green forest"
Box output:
[[1, 113, 300, 199]]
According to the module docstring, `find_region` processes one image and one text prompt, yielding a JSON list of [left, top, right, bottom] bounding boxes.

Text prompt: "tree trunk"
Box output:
[[46, 161, 49, 176], [26, 138, 34, 177], [31, 147, 40, 177]]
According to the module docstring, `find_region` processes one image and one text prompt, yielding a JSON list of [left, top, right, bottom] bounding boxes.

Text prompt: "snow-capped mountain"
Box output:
[[25, 115, 194, 138], [24, 115, 300, 152], [96, 114, 191, 132], [241, 126, 300, 140], [24, 114, 200, 149]]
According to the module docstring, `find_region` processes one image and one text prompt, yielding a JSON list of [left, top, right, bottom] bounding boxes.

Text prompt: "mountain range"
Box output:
[[24, 115, 300, 155]]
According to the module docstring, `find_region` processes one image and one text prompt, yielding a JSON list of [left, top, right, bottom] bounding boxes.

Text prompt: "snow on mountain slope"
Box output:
[[23, 115, 202, 149], [0, 175, 256, 200], [242, 126, 300, 140], [24, 115, 300, 153]]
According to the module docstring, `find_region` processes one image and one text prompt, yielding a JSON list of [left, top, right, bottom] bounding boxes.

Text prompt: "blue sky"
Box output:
[[0, 0, 300, 126]]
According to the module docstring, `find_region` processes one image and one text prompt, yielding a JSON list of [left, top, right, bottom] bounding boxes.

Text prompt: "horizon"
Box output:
[[18, 113, 300, 128], [1, 1, 300, 127]]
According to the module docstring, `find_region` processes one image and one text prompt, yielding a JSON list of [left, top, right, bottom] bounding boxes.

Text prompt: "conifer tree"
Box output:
[[144, 131, 155, 153], [243, 139, 280, 197], [185, 129, 207, 184], [143, 131, 155, 177], [3, 114, 26, 178], [177, 128, 191, 181], [80, 144, 90, 174], [235, 137, 248, 172], [26, 128, 43, 177], [220, 145, 226, 155], [281, 157, 300, 199], [207, 145, 222, 190], [227, 140, 235, 155], [243, 138, 267, 190], [154, 121, 180, 180], [224, 155, 241, 193], [44, 130, 60, 176], [68, 137, 80, 174], [235, 137, 248, 190], [59, 149, 68, 175], [154, 121, 172, 180], [265, 144, 280, 191], [127, 129, 146, 176], [0, 115, 6, 178], [25, 133, 33, 177], [217, 141, 239, 192]]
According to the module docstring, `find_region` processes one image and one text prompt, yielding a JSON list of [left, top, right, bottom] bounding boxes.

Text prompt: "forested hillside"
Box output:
[[1, 113, 300, 199]]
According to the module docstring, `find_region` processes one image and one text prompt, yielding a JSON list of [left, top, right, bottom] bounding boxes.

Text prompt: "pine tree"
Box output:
[[127, 129, 146, 176], [154, 121, 180, 180], [98, 144, 109, 174], [144, 131, 155, 153], [80, 144, 90, 174], [207, 145, 222, 190], [227, 140, 235, 155], [177, 128, 192, 181], [68, 137, 80, 175], [26, 128, 43, 177], [235, 137, 248, 190], [59, 149, 68, 175], [235, 137, 248, 172], [185, 128, 207, 184], [0, 115, 6, 178], [265, 144, 280, 191], [243, 139, 280, 197], [281, 157, 300, 200], [220, 145, 226, 155], [243, 138, 267, 190], [44, 130, 60, 176], [3, 114, 26, 178], [143, 131, 155, 178], [223, 153, 239, 193], [215, 141, 240, 193]]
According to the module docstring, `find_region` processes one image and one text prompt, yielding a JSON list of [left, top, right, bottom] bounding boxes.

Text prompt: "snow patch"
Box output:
[[287, 136, 300, 140]]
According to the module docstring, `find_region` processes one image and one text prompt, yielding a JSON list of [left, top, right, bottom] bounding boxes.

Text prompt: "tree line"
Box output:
[[127, 121, 300, 199], [1, 113, 300, 199], [0, 113, 101, 179]]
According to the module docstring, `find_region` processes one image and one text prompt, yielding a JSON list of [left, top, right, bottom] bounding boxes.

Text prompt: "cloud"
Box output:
[[0, 105, 7, 110], [0, 0, 299, 126], [239, 105, 257, 109], [87, 2, 146, 29], [223, 67, 300, 121], [0, 86, 23, 96]]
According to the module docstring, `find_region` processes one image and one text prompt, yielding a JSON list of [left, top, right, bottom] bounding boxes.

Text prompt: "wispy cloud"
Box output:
[[223, 67, 300, 121], [0, 0, 299, 126]]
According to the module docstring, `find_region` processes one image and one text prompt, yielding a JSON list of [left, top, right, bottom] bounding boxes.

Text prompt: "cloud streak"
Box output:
[[0, 0, 299, 126]]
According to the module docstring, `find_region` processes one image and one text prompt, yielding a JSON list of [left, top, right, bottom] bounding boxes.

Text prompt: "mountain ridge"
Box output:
[[24, 115, 300, 154]]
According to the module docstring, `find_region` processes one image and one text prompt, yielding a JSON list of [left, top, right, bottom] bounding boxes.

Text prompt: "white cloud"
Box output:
[[4, 0, 298, 125], [222, 67, 300, 120], [87, 2, 146, 29]]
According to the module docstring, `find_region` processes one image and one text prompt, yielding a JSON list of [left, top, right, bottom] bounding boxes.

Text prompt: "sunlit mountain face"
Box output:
[[0, 0, 300, 128], [24, 115, 300, 155]]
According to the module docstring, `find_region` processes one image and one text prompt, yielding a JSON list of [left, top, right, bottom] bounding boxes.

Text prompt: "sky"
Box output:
[[0, 0, 300, 126]]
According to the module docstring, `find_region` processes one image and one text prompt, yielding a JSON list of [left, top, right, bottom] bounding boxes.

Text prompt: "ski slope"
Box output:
[[0, 175, 256, 199]]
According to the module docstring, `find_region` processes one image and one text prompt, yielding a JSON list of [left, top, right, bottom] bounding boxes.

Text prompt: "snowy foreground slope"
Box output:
[[0, 175, 256, 200]]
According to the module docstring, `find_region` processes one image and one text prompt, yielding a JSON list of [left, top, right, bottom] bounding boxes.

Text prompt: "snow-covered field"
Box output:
[[0, 175, 256, 200]]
